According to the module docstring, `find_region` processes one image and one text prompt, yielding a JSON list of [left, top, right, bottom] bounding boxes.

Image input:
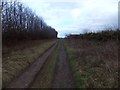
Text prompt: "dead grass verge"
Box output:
[[65, 39, 118, 88]]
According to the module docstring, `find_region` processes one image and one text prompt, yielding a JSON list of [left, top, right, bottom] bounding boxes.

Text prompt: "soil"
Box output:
[[4, 40, 75, 88], [52, 41, 75, 88], [5, 43, 56, 88]]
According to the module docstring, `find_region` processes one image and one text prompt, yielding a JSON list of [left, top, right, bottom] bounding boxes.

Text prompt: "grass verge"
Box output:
[[30, 41, 59, 88], [64, 39, 118, 88], [2, 40, 57, 87]]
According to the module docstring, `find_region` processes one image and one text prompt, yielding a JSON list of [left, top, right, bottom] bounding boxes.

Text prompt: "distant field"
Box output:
[[65, 39, 118, 88], [2, 39, 57, 87]]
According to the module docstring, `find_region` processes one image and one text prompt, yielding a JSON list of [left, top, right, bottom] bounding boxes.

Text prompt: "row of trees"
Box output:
[[67, 29, 119, 42], [2, 1, 58, 45]]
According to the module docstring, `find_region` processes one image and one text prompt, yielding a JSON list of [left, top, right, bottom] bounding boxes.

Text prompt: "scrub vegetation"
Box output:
[[65, 30, 119, 88]]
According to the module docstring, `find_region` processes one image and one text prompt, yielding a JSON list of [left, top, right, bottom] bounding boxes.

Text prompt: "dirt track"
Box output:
[[6, 43, 57, 88], [52, 41, 74, 88], [5, 40, 74, 88]]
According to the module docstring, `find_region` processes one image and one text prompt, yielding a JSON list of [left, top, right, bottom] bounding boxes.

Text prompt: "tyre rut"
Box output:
[[5, 43, 57, 88]]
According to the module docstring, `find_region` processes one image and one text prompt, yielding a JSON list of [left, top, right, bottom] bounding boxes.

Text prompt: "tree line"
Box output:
[[67, 29, 120, 42], [2, 1, 58, 45]]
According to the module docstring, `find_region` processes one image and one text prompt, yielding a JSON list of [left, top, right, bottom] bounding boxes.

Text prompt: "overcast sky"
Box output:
[[20, 0, 119, 37]]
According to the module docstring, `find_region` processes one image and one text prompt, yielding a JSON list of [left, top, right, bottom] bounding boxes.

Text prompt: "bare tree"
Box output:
[[2, 0, 58, 45]]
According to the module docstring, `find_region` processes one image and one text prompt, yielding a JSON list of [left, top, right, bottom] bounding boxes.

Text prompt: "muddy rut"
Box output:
[[52, 41, 74, 88], [5, 40, 74, 88], [6, 43, 57, 88]]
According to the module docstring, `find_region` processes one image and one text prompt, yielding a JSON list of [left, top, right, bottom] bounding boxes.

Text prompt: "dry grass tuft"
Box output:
[[2, 40, 57, 87], [65, 39, 118, 88]]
